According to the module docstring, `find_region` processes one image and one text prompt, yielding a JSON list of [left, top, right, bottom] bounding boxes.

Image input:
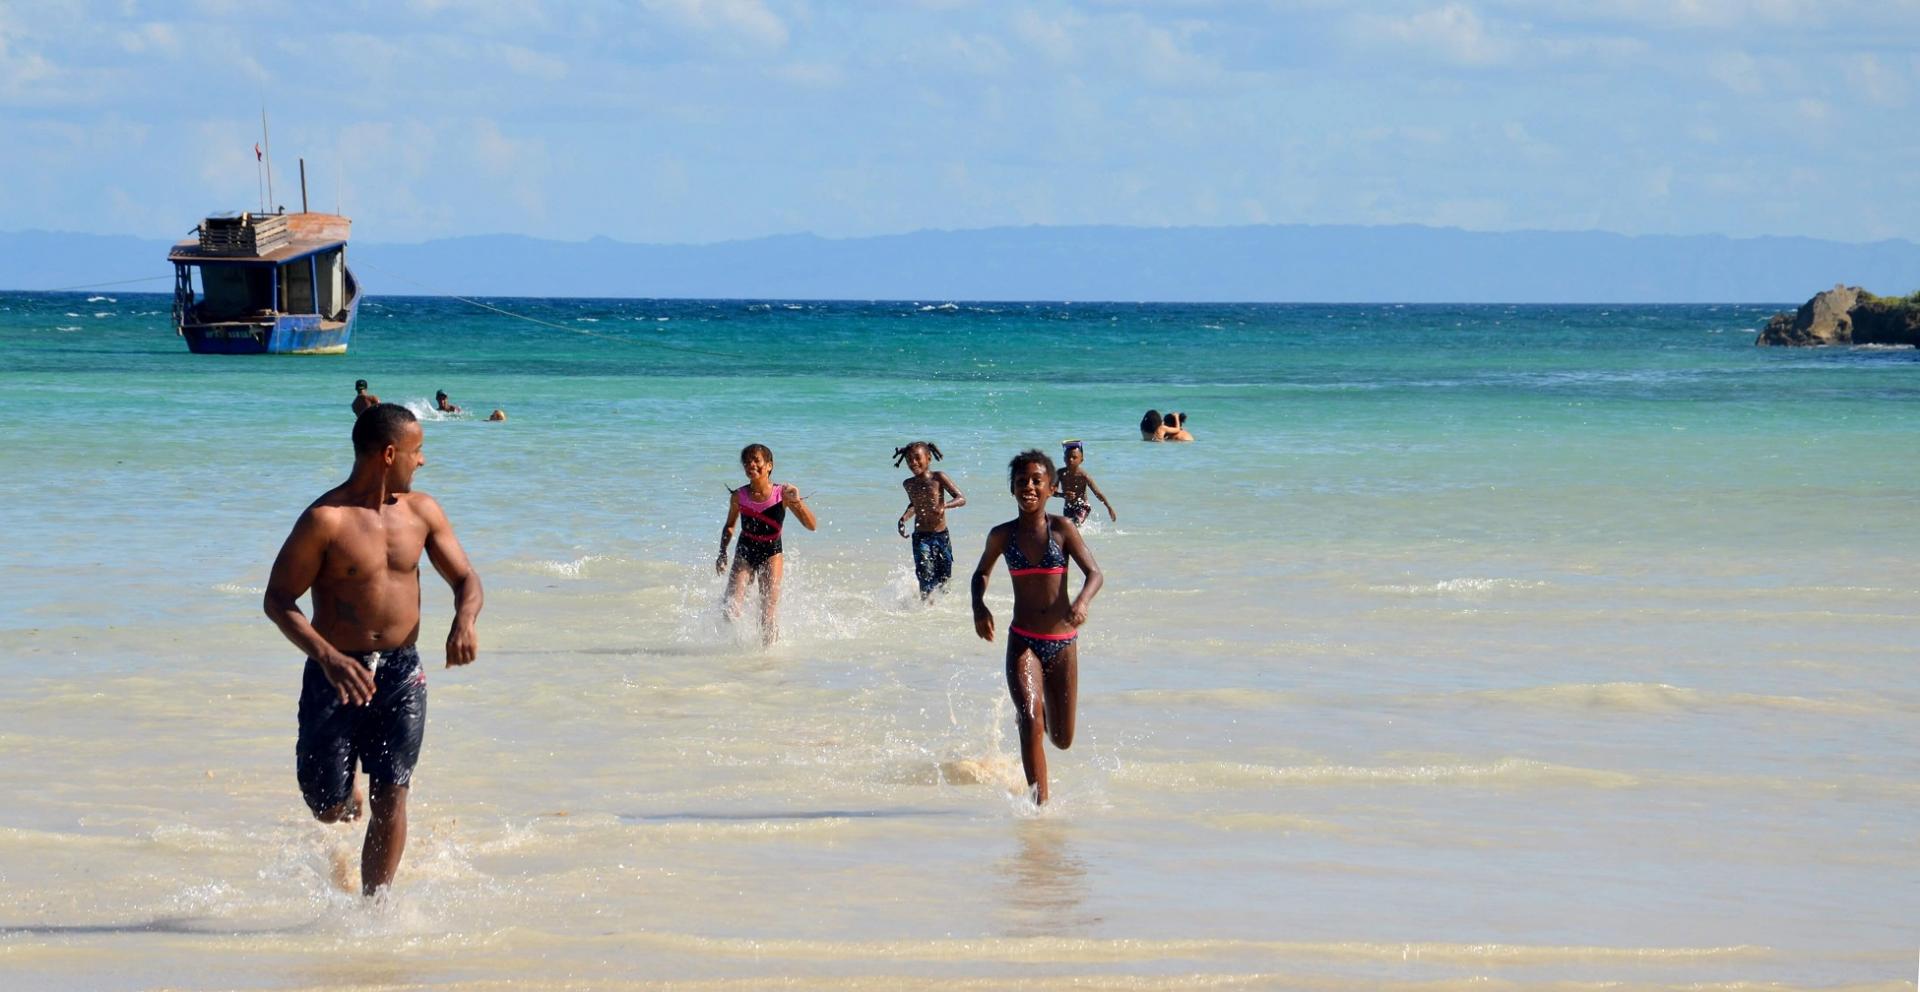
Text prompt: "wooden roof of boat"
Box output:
[[168, 212, 352, 264]]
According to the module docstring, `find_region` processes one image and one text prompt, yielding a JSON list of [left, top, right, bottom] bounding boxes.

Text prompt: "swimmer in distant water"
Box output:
[[435, 390, 462, 415], [1139, 409, 1193, 442], [972, 450, 1103, 805], [263, 403, 484, 896], [352, 379, 379, 415], [486, 409, 507, 422], [1054, 441, 1115, 526], [717, 443, 818, 645], [894, 440, 966, 600]]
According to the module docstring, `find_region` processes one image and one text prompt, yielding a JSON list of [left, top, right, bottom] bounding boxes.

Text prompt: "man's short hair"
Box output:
[[436, 390, 448, 400], [355, 379, 368, 390], [353, 403, 418, 456]]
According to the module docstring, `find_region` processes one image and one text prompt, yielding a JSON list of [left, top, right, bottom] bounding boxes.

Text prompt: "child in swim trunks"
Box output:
[[971, 449, 1104, 805], [717, 443, 818, 645], [895, 440, 967, 600], [1053, 441, 1115, 527]]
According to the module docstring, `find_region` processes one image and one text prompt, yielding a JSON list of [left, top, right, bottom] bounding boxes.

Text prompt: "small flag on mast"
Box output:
[[254, 143, 263, 162]]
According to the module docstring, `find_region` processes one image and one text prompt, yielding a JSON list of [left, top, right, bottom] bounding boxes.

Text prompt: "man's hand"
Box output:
[[1069, 604, 1089, 628], [318, 652, 376, 706], [898, 516, 910, 539], [974, 608, 995, 642], [447, 620, 478, 667]]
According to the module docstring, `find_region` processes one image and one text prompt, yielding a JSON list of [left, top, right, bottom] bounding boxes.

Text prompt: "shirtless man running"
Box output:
[[263, 403, 483, 896]]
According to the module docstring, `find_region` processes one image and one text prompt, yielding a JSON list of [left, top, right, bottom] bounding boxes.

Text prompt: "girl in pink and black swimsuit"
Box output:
[[969, 449, 1105, 805], [716, 443, 818, 645]]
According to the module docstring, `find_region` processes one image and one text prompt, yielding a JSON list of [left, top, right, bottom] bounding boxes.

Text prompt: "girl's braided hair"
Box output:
[[891, 440, 944, 467]]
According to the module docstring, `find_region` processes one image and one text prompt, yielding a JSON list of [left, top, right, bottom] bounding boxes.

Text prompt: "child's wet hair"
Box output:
[[1009, 449, 1057, 486], [740, 443, 772, 463], [891, 440, 944, 468]]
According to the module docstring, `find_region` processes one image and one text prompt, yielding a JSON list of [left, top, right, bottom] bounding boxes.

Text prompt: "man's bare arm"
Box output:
[[419, 494, 483, 668], [264, 508, 375, 705]]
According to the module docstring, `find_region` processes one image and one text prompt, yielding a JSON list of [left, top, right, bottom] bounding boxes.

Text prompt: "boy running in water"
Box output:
[[1053, 441, 1115, 527], [895, 440, 966, 599]]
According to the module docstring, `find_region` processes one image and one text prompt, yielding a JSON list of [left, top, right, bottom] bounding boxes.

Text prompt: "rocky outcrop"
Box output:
[[1757, 284, 1920, 346], [1757, 285, 1860, 345], [1849, 295, 1920, 345]]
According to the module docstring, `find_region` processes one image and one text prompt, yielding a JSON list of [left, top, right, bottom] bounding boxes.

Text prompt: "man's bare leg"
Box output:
[[314, 784, 364, 824], [361, 783, 409, 896]]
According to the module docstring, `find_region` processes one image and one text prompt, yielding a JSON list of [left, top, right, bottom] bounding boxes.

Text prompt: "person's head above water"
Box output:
[[1062, 440, 1084, 468], [1140, 410, 1163, 440], [354, 379, 369, 393], [892, 440, 944, 472], [350, 403, 424, 492], [436, 390, 447, 401]]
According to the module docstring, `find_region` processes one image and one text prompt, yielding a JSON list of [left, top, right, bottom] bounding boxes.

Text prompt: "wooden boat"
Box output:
[[167, 210, 359, 355]]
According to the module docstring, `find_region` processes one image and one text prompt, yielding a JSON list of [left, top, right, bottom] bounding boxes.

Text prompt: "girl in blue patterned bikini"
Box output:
[[970, 449, 1104, 805]]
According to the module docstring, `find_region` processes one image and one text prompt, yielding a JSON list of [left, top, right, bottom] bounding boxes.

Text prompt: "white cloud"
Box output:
[[766, 60, 845, 89], [116, 22, 181, 56], [1354, 4, 1512, 67], [1525, 0, 1831, 29], [1844, 54, 1908, 107], [1010, 7, 1225, 88], [643, 0, 789, 53], [1706, 51, 1765, 94], [493, 41, 570, 80]]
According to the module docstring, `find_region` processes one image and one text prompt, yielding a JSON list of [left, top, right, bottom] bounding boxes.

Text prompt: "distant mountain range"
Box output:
[[5, 223, 1918, 303]]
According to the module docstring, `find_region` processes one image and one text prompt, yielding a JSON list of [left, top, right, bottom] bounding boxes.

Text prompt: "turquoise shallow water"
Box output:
[[1, 292, 1917, 990]]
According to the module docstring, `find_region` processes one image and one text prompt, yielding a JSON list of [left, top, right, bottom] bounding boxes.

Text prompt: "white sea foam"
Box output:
[[1365, 577, 1549, 596], [1113, 757, 1642, 791], [523, 554, 609, 579]]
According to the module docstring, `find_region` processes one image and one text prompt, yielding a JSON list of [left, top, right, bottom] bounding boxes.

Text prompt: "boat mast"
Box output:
[[261, 108, 275, 213]]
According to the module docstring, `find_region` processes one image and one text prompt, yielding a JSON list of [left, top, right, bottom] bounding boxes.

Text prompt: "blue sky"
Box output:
[[2, 0, 1915, 244]]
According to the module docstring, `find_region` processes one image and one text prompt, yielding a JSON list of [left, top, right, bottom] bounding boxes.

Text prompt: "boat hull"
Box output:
[[176, 268, 360, 356], [182, 317, 351, 355]]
